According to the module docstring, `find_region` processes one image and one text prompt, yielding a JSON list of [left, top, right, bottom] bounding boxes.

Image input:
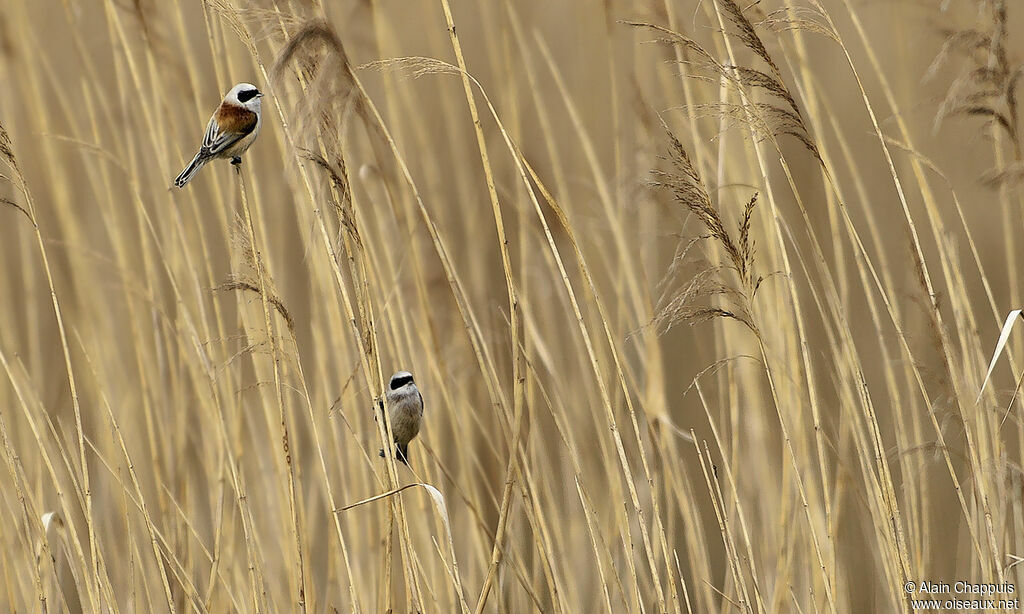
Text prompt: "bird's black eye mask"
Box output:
[[238, 89, 260, 103], [390, 375, 413, 390]]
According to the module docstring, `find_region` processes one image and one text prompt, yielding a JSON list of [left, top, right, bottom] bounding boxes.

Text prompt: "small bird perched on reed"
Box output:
[[173, 83, 263, 188], [377, 371, 424, 466]]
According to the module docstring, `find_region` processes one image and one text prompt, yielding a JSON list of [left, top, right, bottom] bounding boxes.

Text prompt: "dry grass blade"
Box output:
[[338, 482, 469, 611], [977, 309, 1023, 403]]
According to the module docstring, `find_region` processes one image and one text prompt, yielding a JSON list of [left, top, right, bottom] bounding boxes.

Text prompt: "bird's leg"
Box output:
[[230, 156, 242, 166]]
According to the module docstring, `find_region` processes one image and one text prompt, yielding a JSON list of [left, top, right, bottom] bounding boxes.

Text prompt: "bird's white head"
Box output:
[[388, 371, 416, 394], [226, 83, 262, 113]]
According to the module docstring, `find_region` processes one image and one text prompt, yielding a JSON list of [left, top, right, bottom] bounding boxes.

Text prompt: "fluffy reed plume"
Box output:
[[652, 129, 761, 335], [719, 0, 781, 77], [271, 22, 373, 255], [759, 4, 840, 43], [930, 0, 1022, 170], [629, 2, 821, 162], [216, 277, 296, 336], [0, 123, 31, 223], [272, 20, 357, 132], [718, 0, 822, 160]]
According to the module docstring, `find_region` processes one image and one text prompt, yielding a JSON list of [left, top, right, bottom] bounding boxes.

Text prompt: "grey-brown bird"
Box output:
[[377, 371, 424, 466], [173, 83, 262, 188]]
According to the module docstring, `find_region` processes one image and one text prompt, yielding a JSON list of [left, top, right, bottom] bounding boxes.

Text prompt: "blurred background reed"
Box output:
[[1, 0, 1022, 611]]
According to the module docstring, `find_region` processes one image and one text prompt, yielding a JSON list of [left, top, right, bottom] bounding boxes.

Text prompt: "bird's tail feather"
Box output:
[[173, 153, 207, 188], [379, 444, 411, 466]]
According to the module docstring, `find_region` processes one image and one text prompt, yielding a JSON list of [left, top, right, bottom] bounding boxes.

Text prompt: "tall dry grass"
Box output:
[[0, 0, 1022, 612]]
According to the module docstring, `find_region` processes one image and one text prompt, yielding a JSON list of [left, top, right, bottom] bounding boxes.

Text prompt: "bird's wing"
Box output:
[[200, 115, 220, 150], [200, 105, 258, 157]]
